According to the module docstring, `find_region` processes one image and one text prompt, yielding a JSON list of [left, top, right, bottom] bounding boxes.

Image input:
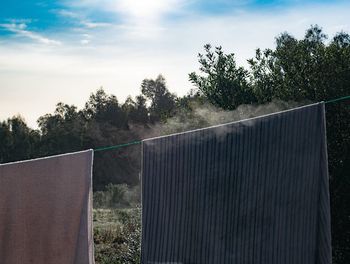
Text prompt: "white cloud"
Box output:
[[81, 21, 111, 29], [80, 39, 90, 45], [80, 34, 92, 44], [6, 18, 34, 24], [0, 22, 61, 45], [55, 9, 80, 19], [55, 8, 111, 30]]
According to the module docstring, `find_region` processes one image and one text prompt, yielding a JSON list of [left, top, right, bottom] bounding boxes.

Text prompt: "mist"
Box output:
[[140, 99, 303, 141]]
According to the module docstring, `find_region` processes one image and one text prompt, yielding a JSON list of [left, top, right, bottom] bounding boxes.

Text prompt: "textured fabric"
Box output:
[[141, 103, 331, 264], [0, 150, 94, 264]]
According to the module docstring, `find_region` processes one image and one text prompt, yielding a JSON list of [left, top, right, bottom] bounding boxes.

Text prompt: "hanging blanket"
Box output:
[[0, 150, 94, 264], [141, 103, 331, 264]]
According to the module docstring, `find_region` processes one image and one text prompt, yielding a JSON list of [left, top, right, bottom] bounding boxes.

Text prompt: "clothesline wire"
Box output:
[[94, 140, 142, 152], [93, 95, 350, 153], [324, 94, 350, 104]]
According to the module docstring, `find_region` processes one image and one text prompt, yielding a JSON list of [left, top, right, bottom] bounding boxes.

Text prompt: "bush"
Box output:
[[94, 184, 140, 208]]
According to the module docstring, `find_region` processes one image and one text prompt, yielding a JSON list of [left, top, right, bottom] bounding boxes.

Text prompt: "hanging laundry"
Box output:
[[141, 103, 331, 264], [0, 150, 94, 264]]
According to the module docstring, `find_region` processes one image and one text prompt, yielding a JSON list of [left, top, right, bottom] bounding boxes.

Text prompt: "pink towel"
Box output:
[[0, 150, 94, 264]]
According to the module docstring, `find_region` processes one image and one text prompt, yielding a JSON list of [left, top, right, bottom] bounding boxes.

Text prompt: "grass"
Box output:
[[93, 207, 141, 264]]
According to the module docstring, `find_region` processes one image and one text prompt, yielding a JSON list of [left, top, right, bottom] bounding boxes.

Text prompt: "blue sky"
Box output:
[[0, 0, 349, 127]]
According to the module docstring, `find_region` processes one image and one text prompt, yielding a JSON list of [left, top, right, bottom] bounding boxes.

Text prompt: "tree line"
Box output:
[[0, 25, 349, 262]]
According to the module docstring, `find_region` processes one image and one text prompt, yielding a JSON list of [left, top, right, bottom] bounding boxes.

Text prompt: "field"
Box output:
[[94, 208, 141, 264], [93, 184, 141, 264]]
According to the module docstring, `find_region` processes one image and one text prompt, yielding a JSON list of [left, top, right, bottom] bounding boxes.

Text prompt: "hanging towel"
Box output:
[[141, 103, 331, 264], [0, 150, 94, 264]]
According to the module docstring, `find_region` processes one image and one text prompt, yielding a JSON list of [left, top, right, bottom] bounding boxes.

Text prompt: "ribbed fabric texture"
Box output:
[[0, 150, 95, 264], [141, 103, 331, 264]]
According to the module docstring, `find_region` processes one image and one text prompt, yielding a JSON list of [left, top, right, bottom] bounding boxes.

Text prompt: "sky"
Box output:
[[0, 0, 349, 128]]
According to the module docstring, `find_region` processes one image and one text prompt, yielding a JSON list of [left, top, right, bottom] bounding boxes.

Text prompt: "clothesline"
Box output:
[[94, 140, 142, 152], [93, 95, 350, 153]]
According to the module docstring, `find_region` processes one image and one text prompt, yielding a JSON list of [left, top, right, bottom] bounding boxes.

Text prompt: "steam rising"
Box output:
[[139, 99, 302, 141]]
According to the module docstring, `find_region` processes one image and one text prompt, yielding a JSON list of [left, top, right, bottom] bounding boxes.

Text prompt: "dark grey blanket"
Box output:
[[141, 103, 331, 264]]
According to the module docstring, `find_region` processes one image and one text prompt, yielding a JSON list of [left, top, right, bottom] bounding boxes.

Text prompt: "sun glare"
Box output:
[[116, 0, 177, 19]]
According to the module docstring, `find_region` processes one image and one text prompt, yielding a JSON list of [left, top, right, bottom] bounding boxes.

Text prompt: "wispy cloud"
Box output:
[[81, 21, 111, 29], [0, 22, 61, 45], [54, 9, 111, 29], [80, 33, 91, 45]]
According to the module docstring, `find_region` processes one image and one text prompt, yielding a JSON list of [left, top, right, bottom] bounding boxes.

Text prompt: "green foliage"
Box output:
[[0, 121, 11, 163], [84, 88, 128, 128], [37, 103, 86, 155], [0, 116, 40, 162], [122, 95, 149, 124], [141, 74, 176, 121], [94, 208, 141, 264], [94, 184, 140, 208], [189, 44, 257, 109], [248, 25, 350, 102]]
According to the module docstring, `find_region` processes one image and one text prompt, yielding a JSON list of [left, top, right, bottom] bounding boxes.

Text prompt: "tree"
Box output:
[[37, 103, 86, 155], [0, 121, 13, 163], [0, 116, 40, 163], [122, 95, 149, 125], [189, 44, 256, 110], [141, 75, 176, 121], [248, 25, 350, 102], [84, 88, 128, 128]]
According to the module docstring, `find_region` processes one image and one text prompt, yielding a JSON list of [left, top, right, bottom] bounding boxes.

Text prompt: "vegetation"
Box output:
[[94, 184, 140, 209], [93, 185, 141, 264], [0, 25, 349, 263], [94, 207, 141, 264], [189, 44, 257, 109]]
